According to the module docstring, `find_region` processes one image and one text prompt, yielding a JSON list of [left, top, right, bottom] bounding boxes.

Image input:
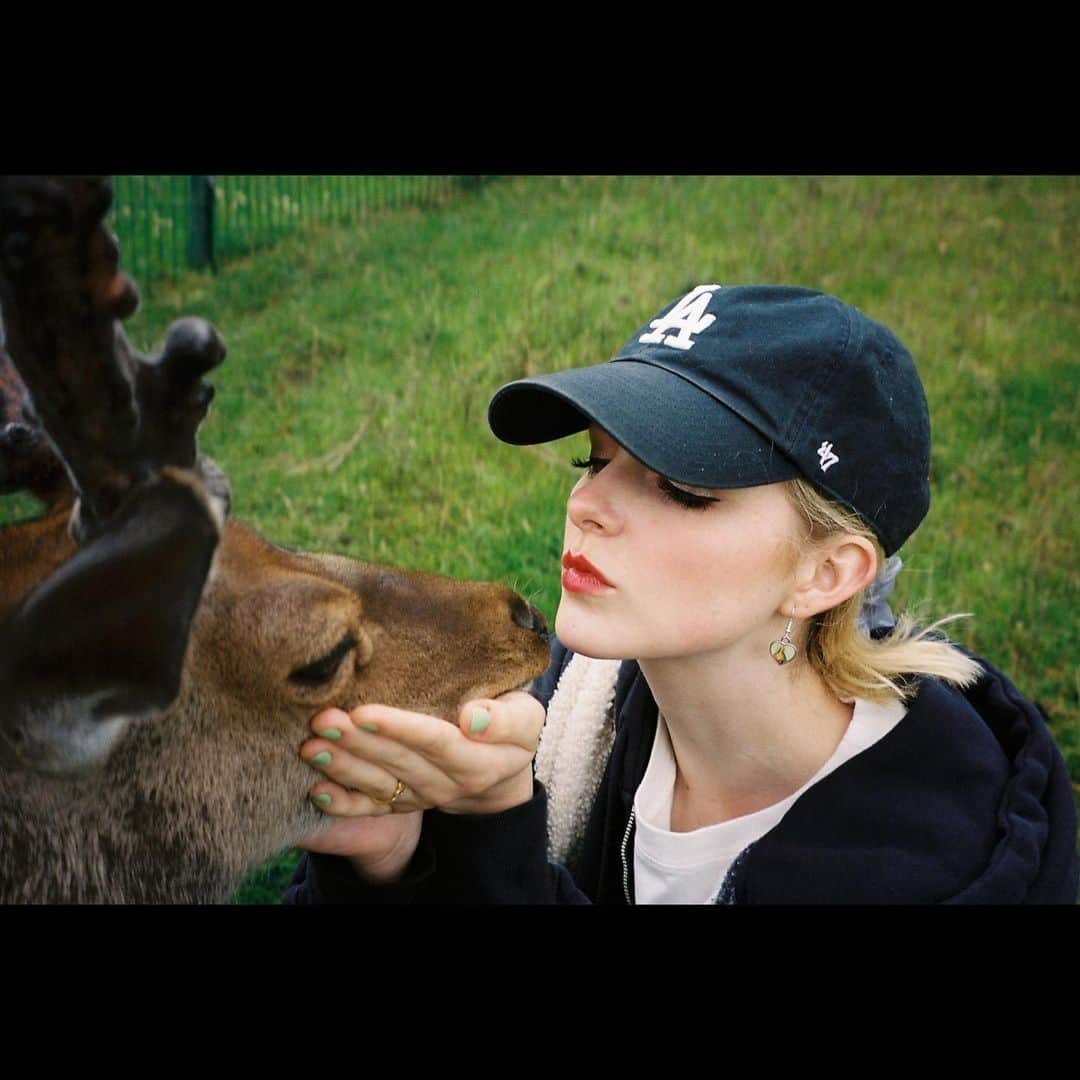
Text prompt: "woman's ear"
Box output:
[[789, 535, 878, 619]]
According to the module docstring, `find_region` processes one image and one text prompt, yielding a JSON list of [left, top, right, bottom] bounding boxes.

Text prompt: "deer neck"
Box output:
[[0, 693, 321, 904]]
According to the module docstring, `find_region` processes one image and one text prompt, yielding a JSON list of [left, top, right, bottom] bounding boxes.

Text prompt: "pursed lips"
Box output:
[[561, 551, 614, 593]]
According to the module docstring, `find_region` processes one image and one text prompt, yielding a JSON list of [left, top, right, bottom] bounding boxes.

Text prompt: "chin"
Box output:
[[554, 604, 631, 661]]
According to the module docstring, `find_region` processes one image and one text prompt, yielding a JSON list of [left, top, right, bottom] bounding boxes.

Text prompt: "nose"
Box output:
[[567, 469, 622, 537], [510, 597, 550, 640]]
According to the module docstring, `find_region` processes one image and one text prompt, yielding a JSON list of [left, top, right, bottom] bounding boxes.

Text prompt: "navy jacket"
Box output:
[[285, 639, 1079, 905]]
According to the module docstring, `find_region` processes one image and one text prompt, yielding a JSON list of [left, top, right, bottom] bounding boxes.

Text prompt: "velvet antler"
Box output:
[[0, 177, 230, 774]]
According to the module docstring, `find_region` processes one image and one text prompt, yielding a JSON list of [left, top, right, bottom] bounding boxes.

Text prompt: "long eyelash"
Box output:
[[657, 478, 718, 511], [571, 456, 717, 510], [570, 455, 606, 476]]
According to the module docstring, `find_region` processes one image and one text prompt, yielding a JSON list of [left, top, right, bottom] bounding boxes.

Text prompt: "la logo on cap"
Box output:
[[639, 284, 722, 351]]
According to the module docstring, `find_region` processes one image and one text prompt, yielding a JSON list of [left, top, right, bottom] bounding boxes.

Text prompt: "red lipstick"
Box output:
[[561, 552, 614, 595]]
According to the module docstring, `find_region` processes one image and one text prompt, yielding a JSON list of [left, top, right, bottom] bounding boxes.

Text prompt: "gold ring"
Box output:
[[370, 778, 406, 806]]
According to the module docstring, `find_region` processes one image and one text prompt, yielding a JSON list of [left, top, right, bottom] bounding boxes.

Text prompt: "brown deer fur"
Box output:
[[0, 176, 550, 903], [1, 514, 549, 903]]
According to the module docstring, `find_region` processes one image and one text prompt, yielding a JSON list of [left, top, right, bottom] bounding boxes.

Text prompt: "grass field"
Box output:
[[3, 176, 1077, 902]]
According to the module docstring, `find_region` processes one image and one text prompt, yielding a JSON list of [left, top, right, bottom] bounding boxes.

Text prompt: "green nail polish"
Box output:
[[359, 722, 379, 733], [310, 751, 332, 766], [470, 707, 491, 734], [321, 728, 342, 741], [312, 793, 332, 808]]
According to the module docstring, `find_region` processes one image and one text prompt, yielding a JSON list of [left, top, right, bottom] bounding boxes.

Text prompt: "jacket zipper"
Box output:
[[620, 806, 636, 905]]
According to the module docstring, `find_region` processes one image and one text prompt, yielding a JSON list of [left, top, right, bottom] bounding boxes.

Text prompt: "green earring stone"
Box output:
[[770, 640, 797, 665]]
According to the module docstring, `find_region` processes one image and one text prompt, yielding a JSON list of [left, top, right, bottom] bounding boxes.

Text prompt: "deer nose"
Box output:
[[510, 597, 549, 639]]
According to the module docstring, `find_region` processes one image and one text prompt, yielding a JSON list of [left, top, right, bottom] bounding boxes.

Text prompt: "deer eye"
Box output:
[[289, 634, 358, 686]]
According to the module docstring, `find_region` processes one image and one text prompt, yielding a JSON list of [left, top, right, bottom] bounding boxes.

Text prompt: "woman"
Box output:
[[285, 285, 1078, 904]]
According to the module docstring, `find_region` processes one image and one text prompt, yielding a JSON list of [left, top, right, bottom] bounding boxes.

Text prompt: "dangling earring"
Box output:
[[770, 606, 798, 666]]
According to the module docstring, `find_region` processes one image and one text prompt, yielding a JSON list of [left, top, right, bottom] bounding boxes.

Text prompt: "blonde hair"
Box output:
[[784, 478, 982, 704]]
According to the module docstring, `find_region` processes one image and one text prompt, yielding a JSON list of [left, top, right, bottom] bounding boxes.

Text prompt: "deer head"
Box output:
[[0, 177, 550, 902]]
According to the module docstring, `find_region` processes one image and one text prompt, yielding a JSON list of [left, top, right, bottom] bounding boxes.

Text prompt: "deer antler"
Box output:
[[0, 342, 71, 506], [0, 176, 226, 538], [0, 176, 231, 774]]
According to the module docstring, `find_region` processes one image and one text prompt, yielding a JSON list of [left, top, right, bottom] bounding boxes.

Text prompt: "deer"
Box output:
[[0, 176, 551, 903]]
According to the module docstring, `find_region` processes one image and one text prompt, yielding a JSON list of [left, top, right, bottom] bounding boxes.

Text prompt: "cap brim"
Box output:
[[488, 359, 800, 489]]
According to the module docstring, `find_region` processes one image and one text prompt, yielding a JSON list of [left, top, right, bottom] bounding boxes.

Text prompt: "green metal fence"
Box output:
[[109, 176, 478, 292]]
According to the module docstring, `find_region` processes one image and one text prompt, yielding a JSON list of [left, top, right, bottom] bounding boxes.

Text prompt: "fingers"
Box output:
[[306, 706, 457, 804], [343, 703, 459, 757], [306, 777, 395, 817], [300, 690, 546, 816], [306, 775, 419, 817], [337, 691, 544, 754], [304, 726, 402, 794], [305, 703, 485, 812], [456, 690, 546, 752], [343, 694, 542, 788], [303, 710, 432, 815]]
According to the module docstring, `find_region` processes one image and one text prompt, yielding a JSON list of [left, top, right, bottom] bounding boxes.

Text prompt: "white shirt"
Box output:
[[633, 696, 907, 904]]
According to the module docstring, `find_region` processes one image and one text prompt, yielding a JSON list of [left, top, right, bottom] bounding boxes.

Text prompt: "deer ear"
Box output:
[[0, 475, 221, 774]]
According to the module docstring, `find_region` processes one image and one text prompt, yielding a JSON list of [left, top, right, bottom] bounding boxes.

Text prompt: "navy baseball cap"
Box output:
[[488, 284, 931, 555]]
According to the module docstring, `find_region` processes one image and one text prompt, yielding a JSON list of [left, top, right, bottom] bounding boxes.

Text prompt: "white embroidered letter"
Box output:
[[638, 284, 722, 351], [817, 441, 839, 472]]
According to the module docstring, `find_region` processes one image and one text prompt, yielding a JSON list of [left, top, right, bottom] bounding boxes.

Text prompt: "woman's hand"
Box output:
[[296, 690, 545, 879], [297, 810, 423, 884]]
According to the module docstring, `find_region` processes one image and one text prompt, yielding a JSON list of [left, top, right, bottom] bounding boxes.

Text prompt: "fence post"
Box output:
[[187, 175, 215, 271]]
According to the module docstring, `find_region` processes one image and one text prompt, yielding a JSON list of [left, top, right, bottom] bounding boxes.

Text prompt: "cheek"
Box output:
[[635, 517, 794, 627], [651, 516, 761, 584]]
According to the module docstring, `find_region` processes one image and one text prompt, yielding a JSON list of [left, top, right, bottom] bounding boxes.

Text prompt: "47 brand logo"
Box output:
[[817, 441, 839, 472], [639, 284, 722, 351]]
